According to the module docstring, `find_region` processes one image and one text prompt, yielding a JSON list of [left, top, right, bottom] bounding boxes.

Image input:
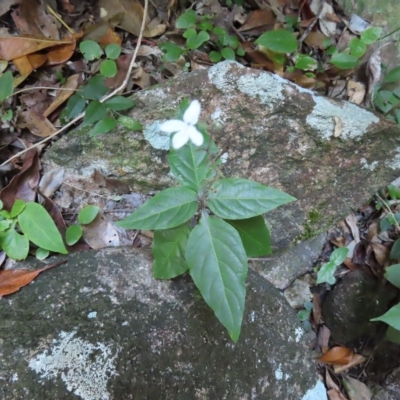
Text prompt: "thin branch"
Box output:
[[47, 5, 75, 34], [1, 0, 149, 168], [12, 87, 79, 96]]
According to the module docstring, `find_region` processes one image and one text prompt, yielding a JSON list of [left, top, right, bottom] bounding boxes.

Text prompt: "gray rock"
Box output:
[[0, 247, 325, 400]]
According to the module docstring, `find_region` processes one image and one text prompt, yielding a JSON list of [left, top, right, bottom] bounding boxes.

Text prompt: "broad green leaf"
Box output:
[[385, 264, 400, 288], [186, 30, 210, 50], [380, 213, 400, 231], [225, 216, 271, 257], [82, 76, 109, 100], [65, 94, 86, 119], [89, 117, 117, 136], [326, 45, 337, 55], [316, 260, 336, 285], [176, 9, 197, 29], [78, 205, 99, 225], [36, 247, 49, 260], [183, 28, 196, 39], [0, 71, 14, 101], [360, 27, 382, 45], [236, 47, 245, 56], [228, 36, 239, 49], [385, 66, 400, 83], [330, 247, 349, 265], [374, 91, 393, 113], [9, 199, 25, 218], [297, 309, 311, 321], [209, 51, 222, 63], [186, 213, 248, 342], [255, 30, 297, 53], [330, 53, 358, 69], [2, 109, 13, 121], [208, 178, 296, 220], [159, 42, 184, 62], [371, 303, 400, 330], [221, 47, 235, 60], [82, 101, 107, 127], [349, 38, 366, 58], [0, 228, 29, 260], [295, 55, 317, 70], [198, 21, 213, 31], [117, 116, 142, 131], [213, 27, 227, 35], [116, 187, 198, 230], [168, 132, 219, 191], [391, 239, 400, 259], [100, 60, 117, 78], [0, 220, 11, 231], [105, 43, 121, 60], [389, 184, 400, 200], [80, 40, 102, 60], [105, 96, 135, 111], [17, 202, 68, 254], [66, 224, 83, 246], [385, 326, 400, 344], [152, 223, 190, 279]]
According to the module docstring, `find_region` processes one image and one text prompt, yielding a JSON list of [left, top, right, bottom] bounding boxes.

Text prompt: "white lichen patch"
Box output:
[[28, 331, 119, 400], [361, 158, 379, 171], [387, 147, 400, 170], [211, 107, 225, 125], [208, 60, 244, 91], [306, 97, 379, 140], [301, 380, 327, 400], [295, 327, 304, 342], [143, 121, 170, 150], [87, 311, 97, 319], [275, 364, 283, 380]]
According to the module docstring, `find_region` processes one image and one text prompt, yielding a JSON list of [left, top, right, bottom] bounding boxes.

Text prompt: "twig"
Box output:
[[1, 0, 149, 168], [298, 2, 323, 49], [12, 87, 79, 96], [46, 5, 75, 34]]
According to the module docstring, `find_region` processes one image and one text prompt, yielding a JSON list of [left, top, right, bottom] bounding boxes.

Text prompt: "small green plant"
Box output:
[[0, 71, 14, 121], [0, 199, 67, 260], [316, 247, 349, 285], [116, 99, 295, 341], [65, 205, 100, 245], [297, 301, 313, 331]]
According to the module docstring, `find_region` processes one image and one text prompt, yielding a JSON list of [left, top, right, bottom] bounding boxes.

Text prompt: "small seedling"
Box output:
[[316, 247, 349, 285]]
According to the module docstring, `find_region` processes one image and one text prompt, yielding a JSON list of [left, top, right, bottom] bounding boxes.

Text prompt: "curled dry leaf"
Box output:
[[0, 260, 67, 297], [20, 109, 57, 137], [13, 52, 47, 75], [46, 33, 82, 66], [100, 28, 122, 47], [39, 167, 65, 199], [318, 346, 354, 365], [345, 213, 360, 243], [334, 354, 367, 374]]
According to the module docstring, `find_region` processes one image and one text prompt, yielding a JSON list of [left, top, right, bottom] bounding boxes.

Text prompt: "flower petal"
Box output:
[[172, 130, 190, 149], [159, 120, 187, 134], [187, 126, 204, 146], [183, 100, 201, 125]]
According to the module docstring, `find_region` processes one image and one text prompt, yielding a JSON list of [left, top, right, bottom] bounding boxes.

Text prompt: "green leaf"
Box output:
[[385, 326, 400, 344], [213, 27, 227, 35], [380, 213, 400, 231], [117, 116, 142, 131], [198, 21, 213, 31], [100, 60, 117, 78], [385, 264, 400, 289], [225, 216, 271, 257], [349, 38, 366, 58], [209, 51, 222, 63], [297, 309, 311, 321], [236, 47, 245, 56], [105, 43, 121, 60], [0, 71, 14, 101], [66, 224, 83, 246], [330, 53, 358, 69], [9, 199, 25, 218], [371, 303, 400, 330], [255, 30, 297, 53], [228, 36, 239, 49], [0, 199, 3, 210], [2, 109, 13, 121], [176, 9, 197, 29], [326, 45, 337, 55], [78, 205, 99, 225], [65, 94, 86, 119], [152, 223, 190, 279], [89, 117, 117, 136], [221, 47, 235, 60], [208, 178, 296, 220], [385, 66, 400, 83], [0, 220, 11, 232], [82, 76, 109, 100], [82, 100, 107, 127], [17, 202, 68, 254], [104, 96, 135, 111], [390, 238, 400, 259], [183, 28, 196, 39], [360, 27, 382, 45], [36, 247, 49, 260], [295, 55, 317, 70], [316, 260, 336, 285], [388, 184, 400, 200], [159, 42, 183, 62], [80, 40, 102, 60], [330, 247, 349, 265], [186, 30, 210, 50], [186, 213, 248, 342], [168, 132, 219, 191], [0, 228, 29, 260], [115, 187, 198, 230]]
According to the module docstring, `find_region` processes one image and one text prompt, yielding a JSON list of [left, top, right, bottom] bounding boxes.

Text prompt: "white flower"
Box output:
[[159, 100, 204, 149]]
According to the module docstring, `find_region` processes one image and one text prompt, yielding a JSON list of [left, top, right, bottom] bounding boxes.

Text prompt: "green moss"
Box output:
[[294, 205, 333, 242]]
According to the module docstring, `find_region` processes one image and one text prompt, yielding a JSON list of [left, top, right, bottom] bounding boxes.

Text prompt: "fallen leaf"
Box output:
[[46, 33, 81, 66], [310, 0, 337, 37], [43, 74, 79, 117], [104, 53, 132, 88], [304, 31, 329, 49], [143, 16, 166, 37], [13, 52, 47, 75], [334, 354, 367, 373], [239, 8, 275, 32], [328, 389, 348, 400], [20, 109, 57, 137], [319, 346, 354, 365], [0, 260, 66, 297], [333, 116, 343, 137], [99, 28, 122, 47], [0, 0, 21, 18], [342, 375, 372, 399], [347, 80, 366, 105], [345, 213, 360, 243], [38, 167, 65, 199], [312, 293, 322, 325], [325, 369, 341, 391], [317, 324, 331, 350], [370, 242, 389, 266]]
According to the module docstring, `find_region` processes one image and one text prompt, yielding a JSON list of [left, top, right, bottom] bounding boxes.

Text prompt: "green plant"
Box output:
[[115, 99, 296, 341], [0, 71, 14, 121], [0, 199, 67, 260], [62, 40, 141, 136], [297, 301, 313, 331], [316, 247, 349, 285], [65, 205, 100, 245]]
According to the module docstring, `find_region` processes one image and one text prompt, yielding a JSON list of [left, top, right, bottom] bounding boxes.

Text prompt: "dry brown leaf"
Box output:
[[367, 221, 379, 242], [0, 0, 21, 18], [20, 110, 57, 137], [13, 52, 47, 75], [0, 35, 73, 61], [319, 346, 354, 365], [104, 53, 132, 89], [0, 260, 66, 296], [317, 324, 331, 350], [310, 0, 337, 37], [312, 293, 322, 325], [370, 242, 389, 266], [342, 375, 371, 399], [99, 28, 122, 47], [304, 31, 329, 49], [328, 389, 348, 400], [46, 33, 81, 66], [345, 214, 360, 243], [239, 8, 275, 32], [347, 80, 366, 105], [43, 74, 79, 117], [334, 354, 367, 374], [326, 369, 341, 391], [83, 211, 120, 249], [144, 16, 166, 37]]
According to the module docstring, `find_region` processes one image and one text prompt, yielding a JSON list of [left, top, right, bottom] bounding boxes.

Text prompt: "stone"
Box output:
[[0, 247, 325, 400], [43, 61, 400, 254]]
